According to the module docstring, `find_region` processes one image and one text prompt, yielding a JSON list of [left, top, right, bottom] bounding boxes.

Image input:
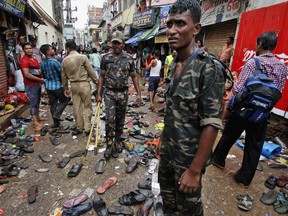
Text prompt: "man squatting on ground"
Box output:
[[97, 31, 142, 160], [156, 0, 225, 215]]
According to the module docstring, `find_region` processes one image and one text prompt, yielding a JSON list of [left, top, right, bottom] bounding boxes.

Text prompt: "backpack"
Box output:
[[227, 57, 282, 123], [195, 53, 234, 99]]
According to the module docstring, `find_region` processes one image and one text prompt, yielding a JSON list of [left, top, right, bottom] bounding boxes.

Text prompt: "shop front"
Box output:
[[0, 0, 44, 96], [200, 0, 240, 57]]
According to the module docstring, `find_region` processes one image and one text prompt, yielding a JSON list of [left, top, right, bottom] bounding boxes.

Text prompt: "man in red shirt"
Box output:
[[20, 42, 45, 131]]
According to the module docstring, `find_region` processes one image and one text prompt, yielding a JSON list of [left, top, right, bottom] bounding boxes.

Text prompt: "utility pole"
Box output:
[[63, 0, 77, 42]]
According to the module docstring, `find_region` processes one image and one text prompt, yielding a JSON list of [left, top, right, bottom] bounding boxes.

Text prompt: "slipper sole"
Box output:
[[96, 177, 117, 194]]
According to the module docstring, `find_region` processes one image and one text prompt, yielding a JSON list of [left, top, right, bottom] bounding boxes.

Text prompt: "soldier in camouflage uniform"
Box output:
[[156, 1, 225, 215], [97, 31, 141, 160]]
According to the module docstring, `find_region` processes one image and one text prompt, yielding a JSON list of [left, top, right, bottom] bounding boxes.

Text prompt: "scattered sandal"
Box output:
[[27, 185, 38, 204], [67, 163, 83, 178], [237, 194, 253, 211], [265, 176, 277, 189], [96, 177, 117, 194]]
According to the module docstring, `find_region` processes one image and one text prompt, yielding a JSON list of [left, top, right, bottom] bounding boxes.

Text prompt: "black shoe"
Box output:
[[50, 123, 60, 129], [104, 145, 112, 160], [111, 146, 118, 158], [53, 116, 64, 121], [92, 195, 108, 216], [72, 129, 82, 136], [115, 141, 123, 153], [85, 131, 90, 136]]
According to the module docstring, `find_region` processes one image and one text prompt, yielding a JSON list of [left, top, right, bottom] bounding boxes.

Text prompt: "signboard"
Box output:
[[231, 2, 288, 115], [133, 8, 154, 28], [160, 5, 170, 29], [111, 13, 122, 28], [201, 0, 239, 26], [0, 0, 27, 18], [4, 28, 18, 40], [151, 0, 176, 7]]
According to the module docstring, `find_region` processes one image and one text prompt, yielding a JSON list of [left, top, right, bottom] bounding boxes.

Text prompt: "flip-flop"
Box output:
[[137, 197, 154, 216], [138, 158, 149, 167], [153, 195, 164, 216], [95, 159, 106, 174], [58, 157, 70, 169], [260, 190, 278, 205], [70, 150, 86, 158], [92, 195, 108, 216], [35, 168, 49, 173], [39, 154, 53, 163], [96, 177, 117, 194], [265, 176, 277, 189], [0, 184, 7, 194], [126, 155, 139, 173], [277, 175, 288, 187], [0, 179, 9, 184], [62, 202, 92, 216], [27, 185, 38, 204], [118, 190, 146, 205], [136, 145, 147, 153], [63, 194, 88, 208], [148, 159, 159, 174], [67, 163, 83, 178], [108, 205, 133, 215], [273, 192, 288, 214], [138, 178, 152, 190]]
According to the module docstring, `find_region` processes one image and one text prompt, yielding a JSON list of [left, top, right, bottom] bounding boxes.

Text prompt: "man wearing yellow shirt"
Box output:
[[164, 50, 177, 78]]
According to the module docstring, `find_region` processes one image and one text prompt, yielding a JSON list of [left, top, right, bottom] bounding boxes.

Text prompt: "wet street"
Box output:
[[0, 80, 287, 216]]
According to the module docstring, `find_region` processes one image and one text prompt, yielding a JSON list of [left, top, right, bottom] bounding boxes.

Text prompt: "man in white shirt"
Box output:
[[146, 50, 162, 111]]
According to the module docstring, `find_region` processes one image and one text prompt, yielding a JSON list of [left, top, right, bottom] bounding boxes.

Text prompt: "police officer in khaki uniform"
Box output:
[[97, 31, 141, 160], [62, 41, 98, 135]]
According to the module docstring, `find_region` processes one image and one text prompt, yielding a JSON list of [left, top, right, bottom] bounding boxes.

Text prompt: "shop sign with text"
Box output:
[[201, 0, 239, 26], [133, 9, 154, 28], [0, 0, 27, 18], [160, 5, 170, 29]]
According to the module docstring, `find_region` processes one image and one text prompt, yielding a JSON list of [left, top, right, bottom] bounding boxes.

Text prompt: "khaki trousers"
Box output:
[[70, 81, 92, 132]]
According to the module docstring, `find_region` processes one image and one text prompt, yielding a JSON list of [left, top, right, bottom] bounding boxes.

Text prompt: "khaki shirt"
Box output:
[[62, 51, 97, 90]]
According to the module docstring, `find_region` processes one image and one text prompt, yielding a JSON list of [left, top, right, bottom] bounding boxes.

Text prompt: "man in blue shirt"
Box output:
[[40, 44, 69, 128]]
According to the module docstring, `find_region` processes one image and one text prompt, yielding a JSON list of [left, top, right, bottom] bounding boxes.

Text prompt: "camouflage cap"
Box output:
[[111, 31, 125, 43]]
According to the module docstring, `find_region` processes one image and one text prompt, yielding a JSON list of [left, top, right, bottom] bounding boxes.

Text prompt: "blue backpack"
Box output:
[[227, 58, 282, 123]]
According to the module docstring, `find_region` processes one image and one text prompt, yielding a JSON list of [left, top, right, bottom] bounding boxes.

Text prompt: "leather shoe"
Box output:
[[72, 129, 82, 136], [111, 146, 118, 158], [104, 145, 112, 160], [115, 142, 123, 153], [92, 195, 108, 216]]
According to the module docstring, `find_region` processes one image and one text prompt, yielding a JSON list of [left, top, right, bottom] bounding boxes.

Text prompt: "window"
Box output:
[[118, 0, 122, 12]]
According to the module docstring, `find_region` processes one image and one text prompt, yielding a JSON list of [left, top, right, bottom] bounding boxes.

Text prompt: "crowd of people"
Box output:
[[6, 0, 288, 215]]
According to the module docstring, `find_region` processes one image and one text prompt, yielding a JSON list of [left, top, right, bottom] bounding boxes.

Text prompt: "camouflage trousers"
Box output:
[[104, 89, 128, 146], [159, 141, 204, 216]]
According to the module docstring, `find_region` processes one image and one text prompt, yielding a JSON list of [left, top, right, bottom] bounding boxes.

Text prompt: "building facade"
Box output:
[[87, 5, 103, 48]]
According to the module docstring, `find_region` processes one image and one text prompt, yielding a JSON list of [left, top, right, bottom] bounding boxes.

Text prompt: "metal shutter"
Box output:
[[204, 19, 238, 57]]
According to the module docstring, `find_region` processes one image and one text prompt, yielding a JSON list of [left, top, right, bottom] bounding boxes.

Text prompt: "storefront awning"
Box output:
[[125, 22, 159, 45], [138, 22, 159, 41], [125, 31, 144, 45]]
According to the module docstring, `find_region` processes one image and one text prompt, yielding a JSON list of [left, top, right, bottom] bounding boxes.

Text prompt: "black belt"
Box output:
[[70, 80, 89, 83], [105, 86, 128, 92]]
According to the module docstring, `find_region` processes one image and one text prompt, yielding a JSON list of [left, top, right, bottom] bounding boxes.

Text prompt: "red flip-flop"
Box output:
[[96, 177, 117, 194]]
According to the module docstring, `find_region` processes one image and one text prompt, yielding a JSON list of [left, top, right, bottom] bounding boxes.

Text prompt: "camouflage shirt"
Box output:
[[100, 51, 136, 90], [162, 49, 225, 158]]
